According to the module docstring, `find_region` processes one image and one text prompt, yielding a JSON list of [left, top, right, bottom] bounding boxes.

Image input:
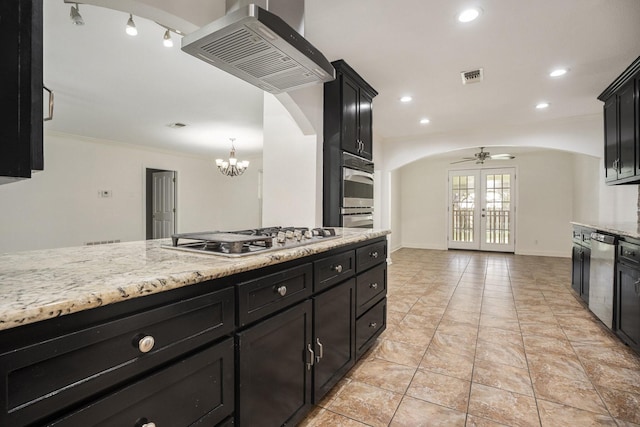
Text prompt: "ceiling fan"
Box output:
[[450, 147, 515, 164]]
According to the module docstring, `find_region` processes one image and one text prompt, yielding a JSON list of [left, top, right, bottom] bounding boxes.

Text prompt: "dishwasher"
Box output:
[[588, 232, 617, 329]]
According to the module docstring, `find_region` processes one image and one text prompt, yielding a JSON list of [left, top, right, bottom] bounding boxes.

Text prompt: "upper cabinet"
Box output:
[[324, 60, 378, 161], [598, 56, 640, 185], [0, 0, 44, 184]]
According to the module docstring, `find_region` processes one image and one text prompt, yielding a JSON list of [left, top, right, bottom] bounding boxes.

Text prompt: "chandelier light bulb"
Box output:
[[126, 14, 138, 36], [163, 29, 173, 47]]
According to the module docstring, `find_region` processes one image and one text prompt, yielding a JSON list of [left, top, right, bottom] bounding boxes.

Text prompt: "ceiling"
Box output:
[[44, 0, 640, 159]]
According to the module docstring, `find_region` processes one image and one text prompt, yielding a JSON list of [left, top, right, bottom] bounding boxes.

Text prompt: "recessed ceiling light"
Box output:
[[535, 102, 550, 109], [549, 68, 568, 77], [400, 96, 413, 103], [420, 118, 430, 124], [458, 8, 481, 23]]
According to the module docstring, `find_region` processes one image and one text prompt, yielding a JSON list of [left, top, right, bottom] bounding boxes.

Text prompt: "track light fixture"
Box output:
[[126, 14, 138, 36], [163, 29, 173, 47], [70, 3, 84, 26]]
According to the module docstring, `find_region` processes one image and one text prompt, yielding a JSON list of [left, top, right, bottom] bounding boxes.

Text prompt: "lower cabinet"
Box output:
[[571, 227, 591, 304], [236, 300, 313, 427], [616, 240, 640, 352], [50, 338, 235, 426]]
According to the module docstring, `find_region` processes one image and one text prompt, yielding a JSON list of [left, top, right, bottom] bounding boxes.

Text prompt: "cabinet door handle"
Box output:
[[370, 282, 378, 290], [306, 343, 315, 370], [333, 264, 343, 273], [369, 322, 377, 328], [137, 335, 155, 353], [624, 250, 636, 258], [43, 85, 54, 121], [316, 338, 324, 363], [635, 279, 640, 296], [276, 285, 287, 297]]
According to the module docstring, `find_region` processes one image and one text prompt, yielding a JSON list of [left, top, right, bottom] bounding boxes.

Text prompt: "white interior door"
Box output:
[[152, 171, 176, 239], [448, 168, 515, 252]]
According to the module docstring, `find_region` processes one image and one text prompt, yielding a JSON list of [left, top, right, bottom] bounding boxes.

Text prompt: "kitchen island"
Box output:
[[0, 228, 390, 426]]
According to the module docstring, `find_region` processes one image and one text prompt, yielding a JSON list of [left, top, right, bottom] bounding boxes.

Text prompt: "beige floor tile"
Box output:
[[472, 359, 534, 396], [420, 344, 475, 381], [475, 338, 527, 369], [436, 320, 479, 340], [384, 324, 435, 347], [468, 383, 540, 427], [386, 309, 407, 326], [442, 309, 481, 326], [327, 380, 403, 427], [406, 369, 471, 412], [400, 312, 442, 330], [373, 339, 425, 367], [479, 314, 520, 332], [478, 325, 524, 347], [531, 374, 608, 414], [527, 353, 590, 383], [581, 360, 640, 395], [598, 385, 640, 425], [466, 414, 511, 426], [572, 342, 640, 370], [537, 399, 617, 427], [347, 358, 416, 394], [522, 335, 576, 357], [390, 395, 467, 427], [429, 331, 477, 359], [300, 408, 369, 427], [519, 321, 566, 339]]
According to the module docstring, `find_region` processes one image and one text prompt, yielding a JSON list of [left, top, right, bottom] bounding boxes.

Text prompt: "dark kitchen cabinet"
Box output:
[[323, 60, 377, 227], [237, 300, 313, 427], [571, 226, 591, 303], [313, 278, 356, 401], [598, 56, 640, 185], [615, 239, 640, 352], [0, 0, 44, 183], [325, 60, 377, 160]]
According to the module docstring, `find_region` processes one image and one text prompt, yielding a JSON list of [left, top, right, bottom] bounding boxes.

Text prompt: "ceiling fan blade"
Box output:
[[450, 158, 475, 164], [490, 154, 515, 160]]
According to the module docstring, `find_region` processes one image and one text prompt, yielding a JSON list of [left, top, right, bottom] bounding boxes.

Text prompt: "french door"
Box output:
[[448, 168, 515, 252]]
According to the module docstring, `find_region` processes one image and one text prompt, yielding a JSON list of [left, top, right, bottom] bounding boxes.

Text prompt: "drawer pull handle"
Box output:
[[316, 338, 324, 363], [333, 264, 343, 273], [370, 251, 379, 259], [624, 250, 636, 257], [370, 282, 378, 290], [137, 335, 155, 353], [306, 343, 315, 370], [276, 285, 287, 297], [369, 322, 377, 328]]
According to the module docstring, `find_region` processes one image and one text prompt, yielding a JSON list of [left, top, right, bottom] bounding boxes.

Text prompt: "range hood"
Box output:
[[181, 4, 335, 94]]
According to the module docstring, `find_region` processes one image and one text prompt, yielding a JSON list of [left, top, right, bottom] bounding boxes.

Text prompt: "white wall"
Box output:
[[572, 154, 601, 223], [396, 150, 579, 257], [0, 132, 261, 253], [262, 94, 318, 227], [389, 169, 402, 252]]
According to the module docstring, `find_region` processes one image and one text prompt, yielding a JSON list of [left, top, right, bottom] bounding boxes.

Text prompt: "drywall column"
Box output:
[[262, 93, 317, 226]]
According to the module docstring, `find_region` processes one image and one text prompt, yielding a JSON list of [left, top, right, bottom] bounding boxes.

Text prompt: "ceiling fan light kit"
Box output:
[[450, 147, 515, 165]]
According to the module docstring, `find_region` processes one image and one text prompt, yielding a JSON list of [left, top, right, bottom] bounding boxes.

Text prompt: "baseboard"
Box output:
[[514, 249, 571, 258]]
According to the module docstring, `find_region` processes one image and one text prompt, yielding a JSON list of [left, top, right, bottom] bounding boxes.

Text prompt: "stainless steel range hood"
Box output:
[[181, 3, 335, 94]]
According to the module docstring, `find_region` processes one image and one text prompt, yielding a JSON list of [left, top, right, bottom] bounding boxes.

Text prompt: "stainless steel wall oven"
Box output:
[[342, 153, 374, 228]]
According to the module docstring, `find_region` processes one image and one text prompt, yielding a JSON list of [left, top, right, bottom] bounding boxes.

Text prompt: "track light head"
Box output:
[[126, 14, 138, 36], [70, 3, 84, 26]]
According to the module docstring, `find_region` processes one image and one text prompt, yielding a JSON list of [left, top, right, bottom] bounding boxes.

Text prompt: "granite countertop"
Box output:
[[571, 221, 640, 240], [0, 228, 390, 332]]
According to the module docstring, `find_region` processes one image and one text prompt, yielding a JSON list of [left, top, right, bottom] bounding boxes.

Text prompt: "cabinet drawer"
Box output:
[[0, 286, 234, 427], [50, 338, 234, 427], [356, 297, 386, 358], [356, 240, 386, 272], [356, 263, 387, 317], [619, 241, 640, 266], [314, 250, 355, 292], [237, 263, 312, 326]]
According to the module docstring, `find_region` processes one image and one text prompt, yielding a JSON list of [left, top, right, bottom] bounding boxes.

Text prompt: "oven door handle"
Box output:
[[344, 169, 374, 182]]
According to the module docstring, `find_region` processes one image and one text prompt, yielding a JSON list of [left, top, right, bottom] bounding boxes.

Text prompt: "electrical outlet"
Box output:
[[99, 190, 112, 198]]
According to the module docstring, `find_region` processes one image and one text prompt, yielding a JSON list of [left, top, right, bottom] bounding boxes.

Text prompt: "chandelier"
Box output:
[[216, 138, 249, 177]]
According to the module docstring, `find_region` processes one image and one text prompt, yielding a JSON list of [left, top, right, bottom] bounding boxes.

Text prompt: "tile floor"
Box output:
[[300, 248, 640, 427]]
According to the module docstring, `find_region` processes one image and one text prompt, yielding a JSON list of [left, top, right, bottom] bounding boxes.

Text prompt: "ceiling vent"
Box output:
[[461, 68, 483, 85]]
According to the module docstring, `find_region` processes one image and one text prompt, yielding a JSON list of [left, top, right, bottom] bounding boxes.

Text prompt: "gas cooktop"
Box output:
[[163, 226, 339, 257]]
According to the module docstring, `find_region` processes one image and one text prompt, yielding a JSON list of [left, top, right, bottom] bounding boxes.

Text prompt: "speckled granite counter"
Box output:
[[571, 221, 640, 240], [0, 228, 390, 331]]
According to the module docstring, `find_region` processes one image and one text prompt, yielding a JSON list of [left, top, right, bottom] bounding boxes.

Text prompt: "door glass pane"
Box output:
[[451, 174, 475, 242], [484, 173, 511, 245]]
